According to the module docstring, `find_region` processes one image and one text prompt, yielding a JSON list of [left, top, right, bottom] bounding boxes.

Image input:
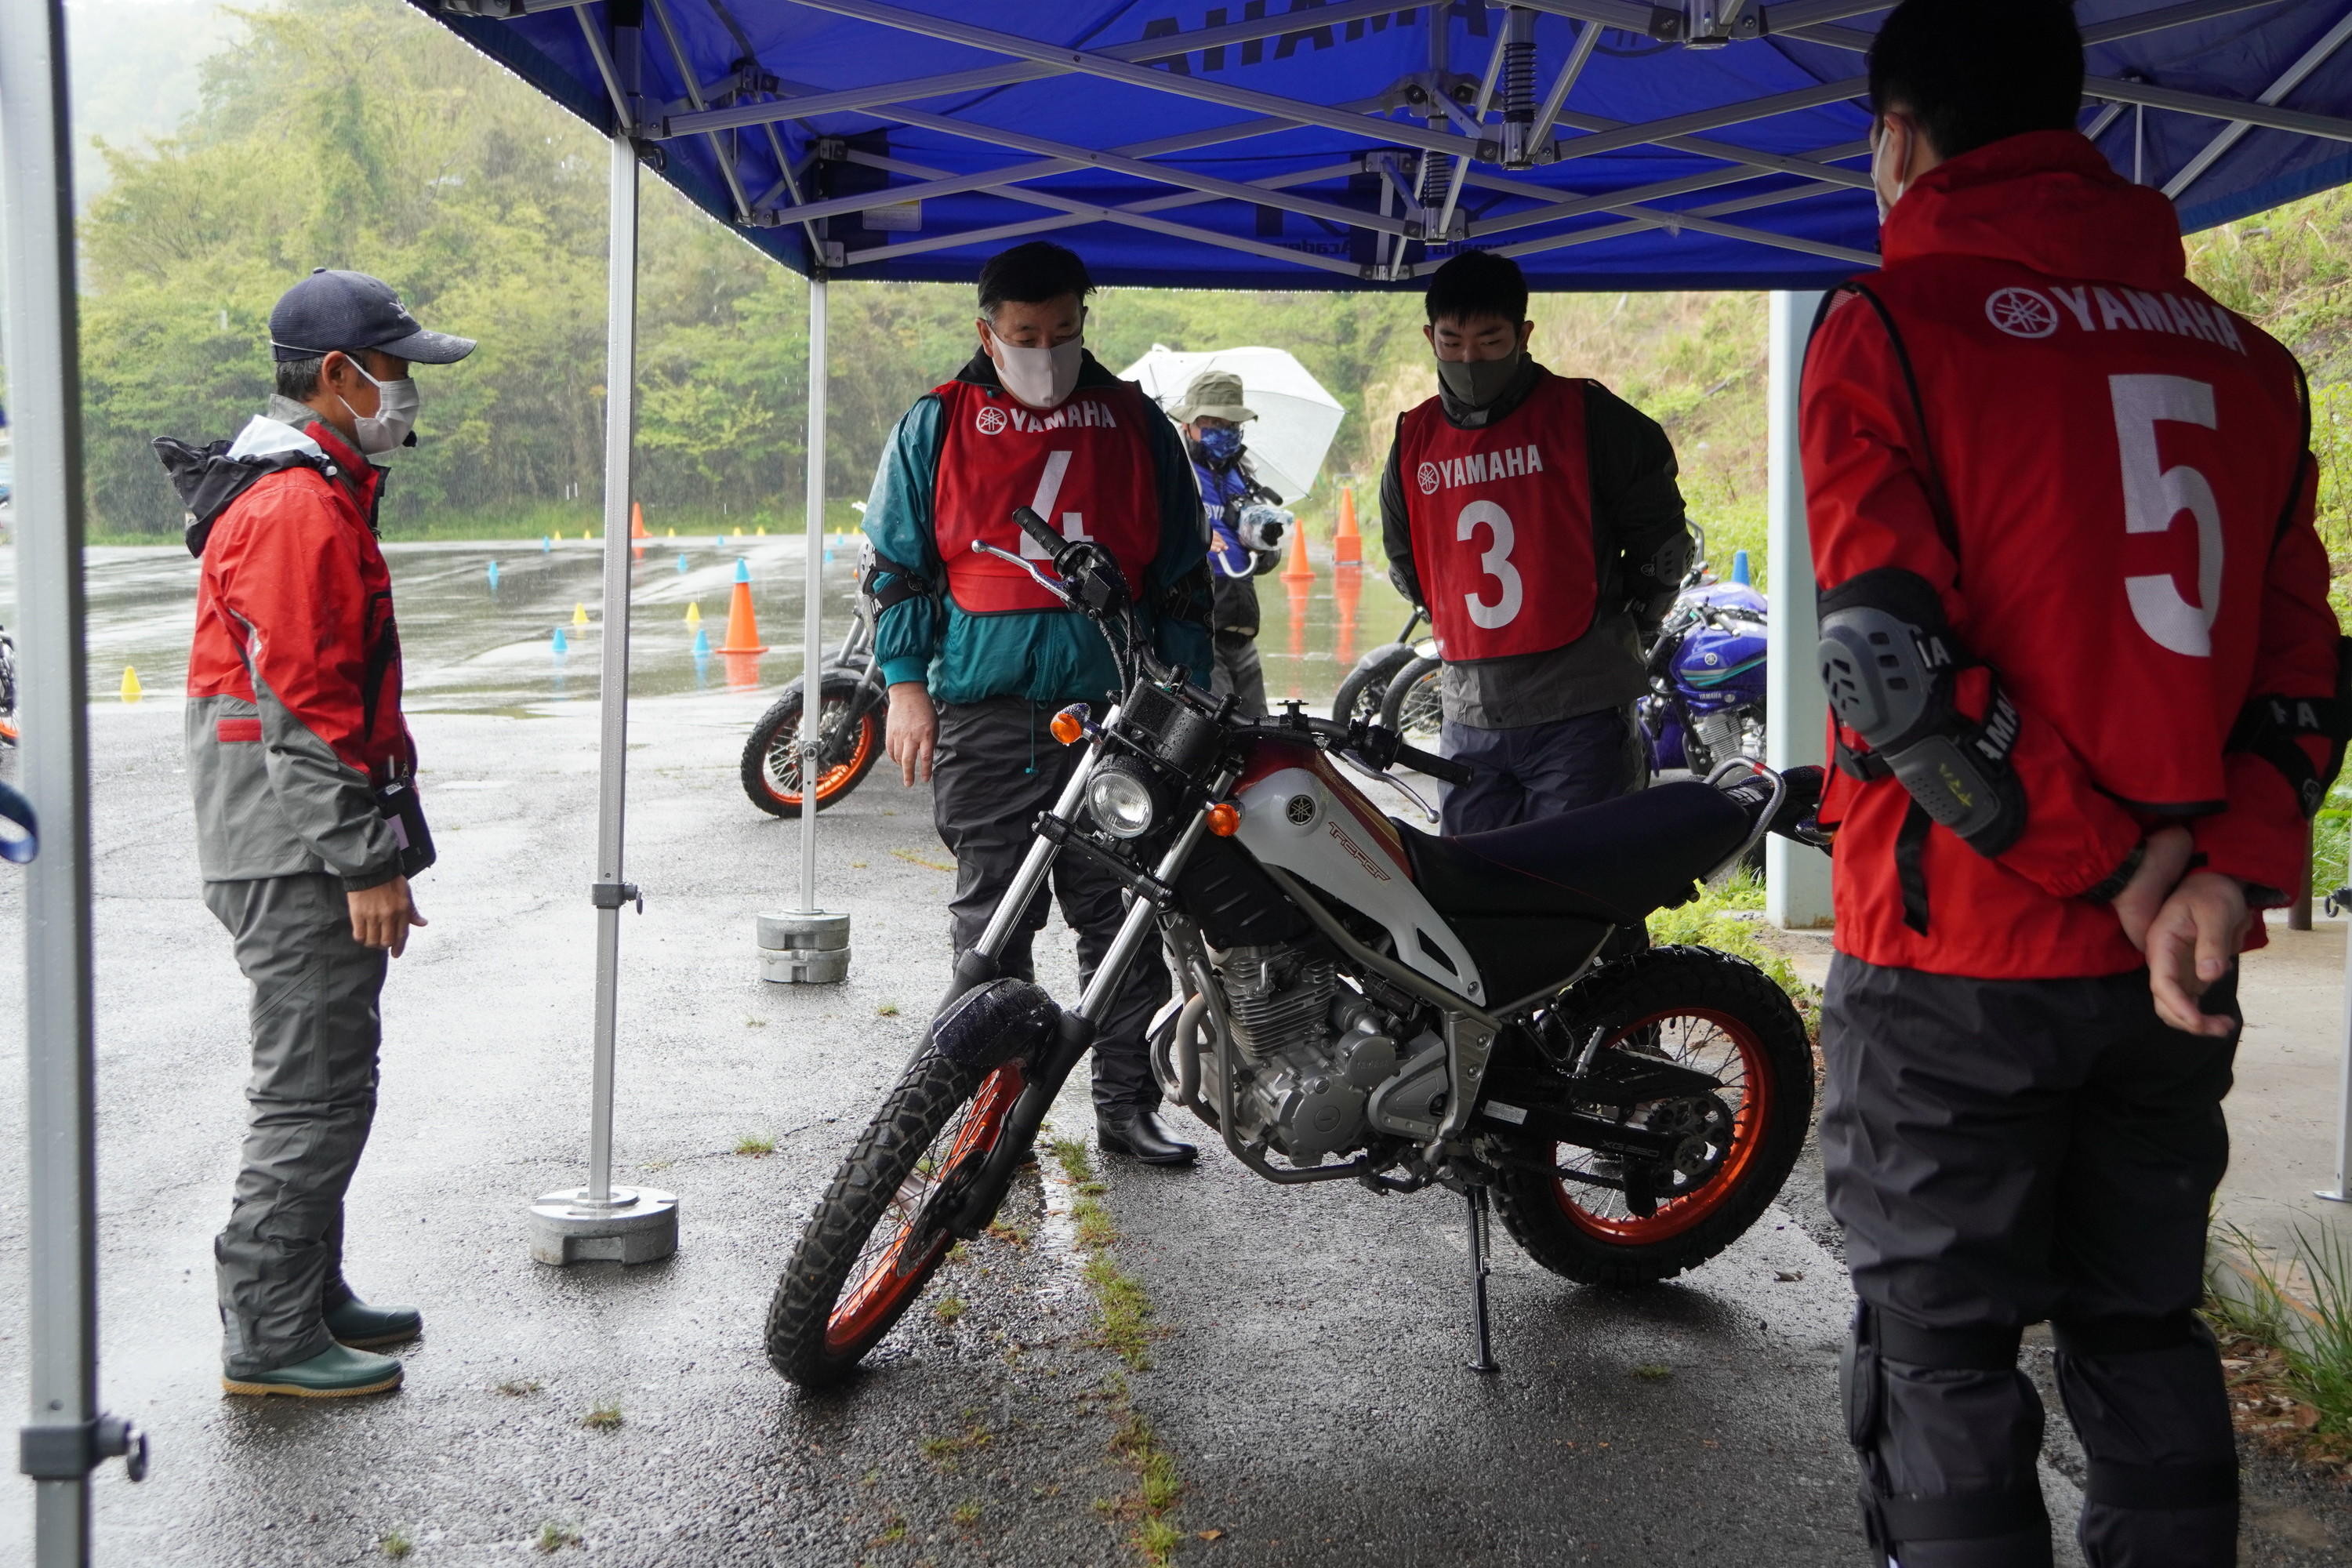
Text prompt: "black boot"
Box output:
[[1097, 1109, 1197, 1166]]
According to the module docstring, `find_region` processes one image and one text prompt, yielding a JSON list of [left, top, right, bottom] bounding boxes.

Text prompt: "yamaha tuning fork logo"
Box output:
[[1984, 287, 2060, 339], [975, 405, 1009, 435], [1416, 461, 1441, 495]]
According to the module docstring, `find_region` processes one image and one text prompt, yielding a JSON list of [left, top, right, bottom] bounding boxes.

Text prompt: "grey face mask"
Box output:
[[1436, 350, 1525, 410]]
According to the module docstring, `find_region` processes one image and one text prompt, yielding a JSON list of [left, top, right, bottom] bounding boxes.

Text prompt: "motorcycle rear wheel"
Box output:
[[766, 1032, 1028, 1387], [1492, 945, 1810, 1287], [1378, 655, 1445, 745], [1331, 642, 1417, 728], [740, 671, 883, 818]]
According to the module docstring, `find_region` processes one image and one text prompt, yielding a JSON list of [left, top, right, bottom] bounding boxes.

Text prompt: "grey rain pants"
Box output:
[[932, 698, 1167, 1116], [1209, 630, 1268, 720], [1821, 955, 2241, 1568], [205, 873, 387, 1377], [1438, 704, 1646, 836]]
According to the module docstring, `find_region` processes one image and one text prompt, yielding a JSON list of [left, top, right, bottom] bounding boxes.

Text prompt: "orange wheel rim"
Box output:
[[763, 705, 876, 809], [1550, 1007, 1769, 1245], [826, 1058, 1026, 1352], [0, 717, 16, 745]]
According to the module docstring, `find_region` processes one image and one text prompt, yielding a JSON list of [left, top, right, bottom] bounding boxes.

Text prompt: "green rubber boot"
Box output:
[[325, 1295, 423, 1348], [222, 1344, 403, 1399]]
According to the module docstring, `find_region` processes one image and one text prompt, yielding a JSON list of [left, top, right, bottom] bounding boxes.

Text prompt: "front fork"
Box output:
[[941, 723, 1218, 1234]]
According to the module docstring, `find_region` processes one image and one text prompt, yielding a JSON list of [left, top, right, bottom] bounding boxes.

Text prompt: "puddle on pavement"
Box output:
[[0, 537, 1411, 715]]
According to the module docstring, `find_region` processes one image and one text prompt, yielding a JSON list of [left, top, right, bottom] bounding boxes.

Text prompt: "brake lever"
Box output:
[[969, 539, 1076, 606], [1331, 744, 1439, 824]]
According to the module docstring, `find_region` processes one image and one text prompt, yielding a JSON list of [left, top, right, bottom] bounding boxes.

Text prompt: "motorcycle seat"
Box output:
[[1399, 782, 1751, 926]]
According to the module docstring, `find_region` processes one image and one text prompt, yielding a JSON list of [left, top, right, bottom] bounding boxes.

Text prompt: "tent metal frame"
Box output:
[[18, 3, 2352, 1562]]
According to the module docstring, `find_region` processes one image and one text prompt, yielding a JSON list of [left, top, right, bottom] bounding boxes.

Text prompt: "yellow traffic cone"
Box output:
[[120, 666, 143, 702], [685, 601, 702, 625], [573, 603, 590, 627], [757, 525, 768, 537]]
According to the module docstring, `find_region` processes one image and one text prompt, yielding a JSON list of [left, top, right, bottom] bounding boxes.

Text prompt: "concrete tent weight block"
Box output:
[[528, 1185, 680, 1266], [757, 910, 851, 951]]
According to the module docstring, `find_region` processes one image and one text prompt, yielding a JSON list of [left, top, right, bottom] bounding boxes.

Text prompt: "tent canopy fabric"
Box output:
[[1122, 343, 1347, 500], [418, 0, 2352, 292]]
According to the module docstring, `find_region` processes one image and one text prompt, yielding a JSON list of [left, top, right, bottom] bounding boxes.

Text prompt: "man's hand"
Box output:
[[2143, 869, 2248, 1038], [887, 681, 938, 786], [348, 875, 428, 957], [2111, 825, 2196, 952]]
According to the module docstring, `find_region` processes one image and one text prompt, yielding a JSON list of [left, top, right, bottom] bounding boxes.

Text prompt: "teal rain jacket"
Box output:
[[863, 350, 1213, 706]]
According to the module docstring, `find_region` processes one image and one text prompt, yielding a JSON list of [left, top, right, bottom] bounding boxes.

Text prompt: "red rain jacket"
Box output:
[[1802, 130, 2339, 979]]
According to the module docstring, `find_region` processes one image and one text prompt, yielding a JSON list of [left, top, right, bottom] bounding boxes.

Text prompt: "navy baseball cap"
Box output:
[[269, 268, 475, 365]]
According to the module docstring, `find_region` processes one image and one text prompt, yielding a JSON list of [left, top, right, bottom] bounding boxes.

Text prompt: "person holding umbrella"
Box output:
[[1171, 368, 1288, 718]]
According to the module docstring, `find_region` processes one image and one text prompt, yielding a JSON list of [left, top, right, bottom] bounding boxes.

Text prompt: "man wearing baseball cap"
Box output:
[[1169, 368, 1289, 719], [157, 267, 472, 1398]]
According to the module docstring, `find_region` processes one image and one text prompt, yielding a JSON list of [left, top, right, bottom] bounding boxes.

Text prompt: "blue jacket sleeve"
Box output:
[[863, 395, 945, 688], [1141, 401, 1214, 675]]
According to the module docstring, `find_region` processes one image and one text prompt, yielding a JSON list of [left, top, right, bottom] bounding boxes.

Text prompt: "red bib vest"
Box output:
[[1842, 260, 2306, 815], [932, 379, 1161, 615], [1397, 372, 1596, 662]]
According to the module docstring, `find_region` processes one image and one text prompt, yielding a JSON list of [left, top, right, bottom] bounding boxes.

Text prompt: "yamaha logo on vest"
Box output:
[[976, 397, 1124, 436], [1421, 444, 1546, 494], [1985, 287, 2060, 339], [1980, 282, 2249, 354]]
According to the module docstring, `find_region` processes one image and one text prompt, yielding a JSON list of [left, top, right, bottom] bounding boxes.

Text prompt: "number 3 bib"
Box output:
[[1398, 372, 1596, 662]]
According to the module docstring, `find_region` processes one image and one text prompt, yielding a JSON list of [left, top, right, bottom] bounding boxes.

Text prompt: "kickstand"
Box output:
[[1465, 1185, 1499, 1374]]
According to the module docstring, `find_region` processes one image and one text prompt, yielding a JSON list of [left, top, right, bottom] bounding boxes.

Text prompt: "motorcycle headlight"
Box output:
[[1086, 765, 1159, 839]]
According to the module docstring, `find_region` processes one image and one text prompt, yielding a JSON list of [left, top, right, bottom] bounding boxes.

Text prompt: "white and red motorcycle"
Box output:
[[767, 508, 1823, 1388]]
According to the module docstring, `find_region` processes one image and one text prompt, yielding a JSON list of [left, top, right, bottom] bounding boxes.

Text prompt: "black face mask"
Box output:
[[1436, 350, 1526, 410]]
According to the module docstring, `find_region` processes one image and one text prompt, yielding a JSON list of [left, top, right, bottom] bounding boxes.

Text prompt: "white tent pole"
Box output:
[[2, 0, 148, 1548], [2320, 907, 2352, 1203], [799, 274, 826, 913], [526, 129, 677, 1265], [1765, 289, 1833, 931], [586, 132, 639, 1208]]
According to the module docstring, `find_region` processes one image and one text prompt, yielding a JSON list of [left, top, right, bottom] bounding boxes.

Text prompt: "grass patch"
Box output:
[[1083, 1254, 1156, 1371], [917, 1419, 993, 1466], [1649, 870, 1813, 1005], [580, 1403, 623, 1431], [2207, 1222, 2352, 1478], [495, 1377, 543, 1396], [891, 848, 956, 872], [1632, 1362, 1674, 1381], [931, 1294, 968, 1325], [379, 1529, 414, 1559], [535, 1522, 582, 1553], [951, 1498, 984, 1527], [986, 1220, 1033, 1247], [1100, 1406, 1186, 1566], [1073, 1196, 1120, 1250], [877, 1003, 901, 1017], [734, 1134, 776, 1157]]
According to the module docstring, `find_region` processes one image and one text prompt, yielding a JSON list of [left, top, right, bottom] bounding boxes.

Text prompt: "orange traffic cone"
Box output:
[[1334, 554, 1363, 666], [630, 501, 648, 558], [1280, 509, 1315, 585], [719, 557, 768, 653], [1333, 484, 1362, 566]]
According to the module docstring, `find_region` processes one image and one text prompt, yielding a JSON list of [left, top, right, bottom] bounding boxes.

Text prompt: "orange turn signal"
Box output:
[[1205, 801, 1242, 837], [1050, 709, 1086, 746]]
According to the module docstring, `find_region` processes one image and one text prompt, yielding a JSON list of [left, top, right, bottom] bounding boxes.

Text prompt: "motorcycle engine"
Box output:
[[1202, 943, 1403, 1162]]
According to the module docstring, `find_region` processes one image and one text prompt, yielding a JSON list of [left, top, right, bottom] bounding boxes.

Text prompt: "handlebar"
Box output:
[[1011, 504, 1065, 561], [1265, 710, 1473, 786]]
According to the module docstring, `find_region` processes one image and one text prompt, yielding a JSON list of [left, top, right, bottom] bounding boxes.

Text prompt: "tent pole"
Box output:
[[799, 274, 826, 913], [757, 269, 851, 983], [1764, 289, 1832, 931], [527, 133, 677, 1265], [2, 0, 148, 1551]]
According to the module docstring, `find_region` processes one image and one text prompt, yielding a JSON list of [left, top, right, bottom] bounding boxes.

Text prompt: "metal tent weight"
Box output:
[[526, 130, 681, 1266], [1, 0, 151, 1559]]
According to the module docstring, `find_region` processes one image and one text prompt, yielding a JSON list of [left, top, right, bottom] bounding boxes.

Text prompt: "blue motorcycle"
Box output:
[[1639, 545, 1768, 779]]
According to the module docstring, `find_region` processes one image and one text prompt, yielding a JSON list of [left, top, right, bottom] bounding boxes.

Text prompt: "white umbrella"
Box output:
[[1119, 344, 1345, 503]]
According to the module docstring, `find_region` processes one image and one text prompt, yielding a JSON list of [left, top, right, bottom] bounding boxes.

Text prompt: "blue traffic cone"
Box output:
[[692, 626, 711, 656], [552, 627, 569, 656], [735, 556, 751, 583], [487, 560, 500, 590], [1731, 548, 1752, 585], [676, 554, 689, 574], [542, 535, 553, 554]]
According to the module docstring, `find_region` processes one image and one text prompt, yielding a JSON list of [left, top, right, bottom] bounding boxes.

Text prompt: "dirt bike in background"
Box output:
[[739, 595, 888, 818], [0, 623, 17, 746], [766, 504, 1824, 1389]]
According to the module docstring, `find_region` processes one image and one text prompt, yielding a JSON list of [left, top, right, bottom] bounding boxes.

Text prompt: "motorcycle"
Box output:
[[766, 506, 1824, 1388], [739, 593, 888, 818], [0, 623, 16, 746], [1639, 566, 1768, 779]]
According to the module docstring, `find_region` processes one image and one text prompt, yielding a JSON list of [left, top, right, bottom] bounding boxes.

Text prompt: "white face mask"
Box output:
[[1870, 119, 1909, 226], [987, 326, 1083, 411], [335, 358, 419, 455]]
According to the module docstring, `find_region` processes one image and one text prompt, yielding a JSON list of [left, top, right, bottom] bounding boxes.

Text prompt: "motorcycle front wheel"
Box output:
[[1377, 654, 1445, 746], [740, 671, 883, 818], [1492, 945, 1811, 1287], [1330, 642, 1417, 728]]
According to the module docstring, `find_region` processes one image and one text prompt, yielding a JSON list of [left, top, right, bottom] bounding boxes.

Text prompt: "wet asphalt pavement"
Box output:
[[0, 544, 2345, 1565]]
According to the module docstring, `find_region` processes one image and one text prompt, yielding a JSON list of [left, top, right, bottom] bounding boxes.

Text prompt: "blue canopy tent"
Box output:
[[10, 3, 2352, 1559]]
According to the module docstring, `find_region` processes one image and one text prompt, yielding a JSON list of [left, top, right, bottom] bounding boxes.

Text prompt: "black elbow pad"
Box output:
[[2226, 635, 2352, 818], [862, 550, 933, 612], [1817, 568, 2026, 858]]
